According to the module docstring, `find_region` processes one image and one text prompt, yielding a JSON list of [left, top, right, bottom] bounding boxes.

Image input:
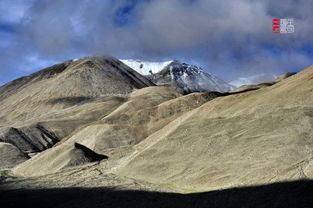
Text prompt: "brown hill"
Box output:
[[113, 66, 313, 192], [12, 87, 219, 177], [0, 56, 154, 166]]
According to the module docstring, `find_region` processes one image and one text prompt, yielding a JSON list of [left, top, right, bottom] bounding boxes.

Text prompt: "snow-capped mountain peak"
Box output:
[[121, 59, 234, 94]]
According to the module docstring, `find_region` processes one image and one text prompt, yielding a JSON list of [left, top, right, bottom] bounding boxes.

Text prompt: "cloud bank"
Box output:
[[0, 0, 313, 86]]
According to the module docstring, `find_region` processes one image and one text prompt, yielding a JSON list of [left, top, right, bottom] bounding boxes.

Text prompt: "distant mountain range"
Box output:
[[121, 59, 234, 94]]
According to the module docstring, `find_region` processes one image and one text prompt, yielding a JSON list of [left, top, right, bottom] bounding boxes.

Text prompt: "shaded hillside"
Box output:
[[1, 180, 313, 208]]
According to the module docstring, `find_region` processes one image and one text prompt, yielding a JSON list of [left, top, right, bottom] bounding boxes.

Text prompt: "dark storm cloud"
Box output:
[[0, 0, 313, 86]]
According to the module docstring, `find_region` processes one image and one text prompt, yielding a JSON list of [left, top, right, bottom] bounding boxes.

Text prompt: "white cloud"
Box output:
[[229, 73, 277, 87], [1, 0, 313, 85]]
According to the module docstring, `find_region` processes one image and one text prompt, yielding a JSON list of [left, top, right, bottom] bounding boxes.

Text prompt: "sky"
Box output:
[[0, 0, 313, 87]]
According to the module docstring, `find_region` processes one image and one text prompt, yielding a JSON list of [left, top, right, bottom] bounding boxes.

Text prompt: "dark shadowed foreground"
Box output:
[[1, 180, 313, 208]]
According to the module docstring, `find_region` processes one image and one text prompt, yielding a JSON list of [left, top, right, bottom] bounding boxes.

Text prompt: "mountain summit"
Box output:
[[0, 56, 154, 158], [121, 59, 233, 94]]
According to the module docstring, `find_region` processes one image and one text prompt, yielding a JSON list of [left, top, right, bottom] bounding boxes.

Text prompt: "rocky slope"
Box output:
[[0, 56, 154, 167]]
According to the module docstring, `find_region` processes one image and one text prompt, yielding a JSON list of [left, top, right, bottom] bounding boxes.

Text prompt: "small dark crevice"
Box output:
[[9, 128, 41, 153], [36, 124, 59, 145]]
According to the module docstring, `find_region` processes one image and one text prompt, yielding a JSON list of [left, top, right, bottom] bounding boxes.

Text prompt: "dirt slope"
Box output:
[[114, 66, 313, 192], [12, 87, 218, 176]]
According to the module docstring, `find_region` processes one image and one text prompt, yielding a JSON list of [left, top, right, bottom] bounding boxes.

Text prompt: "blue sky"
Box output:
[[1, 0, 313, 86]]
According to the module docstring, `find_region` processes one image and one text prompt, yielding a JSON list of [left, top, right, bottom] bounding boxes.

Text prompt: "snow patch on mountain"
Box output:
[[120, 59, 173, 75]]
